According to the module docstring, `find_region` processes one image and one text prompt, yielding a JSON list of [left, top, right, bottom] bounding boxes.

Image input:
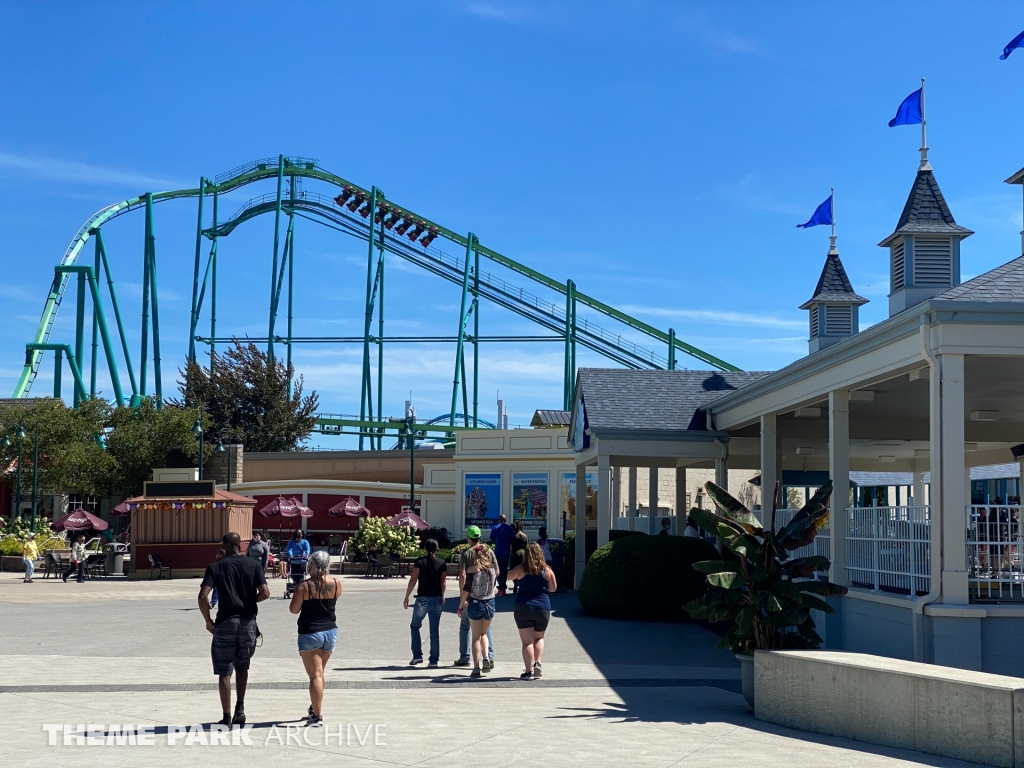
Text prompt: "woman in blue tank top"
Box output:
[[507, 543, 557, 680]]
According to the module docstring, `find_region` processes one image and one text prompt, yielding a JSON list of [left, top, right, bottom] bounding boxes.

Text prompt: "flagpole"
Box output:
[[919, 77, 930, 170], [829, 188, 837, 254]]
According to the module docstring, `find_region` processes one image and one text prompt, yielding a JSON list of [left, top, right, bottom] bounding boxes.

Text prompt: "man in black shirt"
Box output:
[[199, 532, 271, 726], [402, 538, 447, 667]]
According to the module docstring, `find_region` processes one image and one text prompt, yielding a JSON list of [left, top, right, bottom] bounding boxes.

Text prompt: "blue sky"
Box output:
[[1, 2, 1023, 447]]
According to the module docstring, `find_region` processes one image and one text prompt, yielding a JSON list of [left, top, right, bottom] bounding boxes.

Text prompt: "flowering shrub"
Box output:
[[349, 516, 418, 556]]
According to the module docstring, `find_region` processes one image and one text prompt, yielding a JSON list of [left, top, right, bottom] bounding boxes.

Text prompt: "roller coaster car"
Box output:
[[334, 191, 353, 206]]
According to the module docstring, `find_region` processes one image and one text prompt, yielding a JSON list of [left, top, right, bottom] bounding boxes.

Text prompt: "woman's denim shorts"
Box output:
[[297, 628, 337, 652], [467, 598, 495, 621]]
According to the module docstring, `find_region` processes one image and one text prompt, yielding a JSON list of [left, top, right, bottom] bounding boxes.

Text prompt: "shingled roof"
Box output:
[[530, 409, 571, 427], [799, 249, 868, 309], [573, 369, 771, 433], [879, 169, 973, 247], [935, 256, 1024, 302]]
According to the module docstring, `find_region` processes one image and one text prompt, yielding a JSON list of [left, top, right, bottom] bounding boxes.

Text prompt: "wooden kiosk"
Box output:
[[126, 479, 256, 579]]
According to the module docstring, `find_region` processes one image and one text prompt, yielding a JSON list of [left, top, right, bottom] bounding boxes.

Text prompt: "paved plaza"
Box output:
[[0, 571, 983, 767]]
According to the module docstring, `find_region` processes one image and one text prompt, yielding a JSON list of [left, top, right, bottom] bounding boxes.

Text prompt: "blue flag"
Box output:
[[1001, 29, 1024, 59], [888, 88, 923, 127], [796, 193, 833, 229]]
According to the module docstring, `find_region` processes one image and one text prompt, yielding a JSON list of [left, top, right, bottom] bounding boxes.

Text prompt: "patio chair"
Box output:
[[85, 553, 104, 579], [43, 552, 62, 579], [375, 553, 394, 578], [148, 554, 172, 580]]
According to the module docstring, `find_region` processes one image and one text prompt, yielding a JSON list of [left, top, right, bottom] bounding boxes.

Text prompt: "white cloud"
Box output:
[[463, 3, 526, 22], [618, 304, 805, 330], [0, 151, 185, 190]]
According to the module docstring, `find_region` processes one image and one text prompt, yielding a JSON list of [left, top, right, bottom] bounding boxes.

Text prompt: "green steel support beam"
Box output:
[[563, 279, 574, 410], [74, 272, 86, 406], [376, 218, 385, 451], [148, 199, 163, 406], [668, 328, 676, 370], [94, 229, 138, 399], [473, 249, 479, 428], [139, 194, 152, 399], [27, 344, 86, 404], [90, 237, 99, 398], [210, 192, 218, 372], [359, 187, 379, 450], [53, 349, 61, 400], [189, 176, 206, 364], [286, 209, 295, 394], [449, 233, 475, 428], [460, 340, 469, 428], [267, 156, 285, 361]]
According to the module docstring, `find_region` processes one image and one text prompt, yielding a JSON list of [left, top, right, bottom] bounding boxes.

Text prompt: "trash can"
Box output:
[[548, 538, 566, 592], [104, 544, 124, 577]]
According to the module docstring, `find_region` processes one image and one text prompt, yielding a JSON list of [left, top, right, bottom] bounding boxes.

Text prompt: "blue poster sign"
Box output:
[[464, 473, 502, 528]]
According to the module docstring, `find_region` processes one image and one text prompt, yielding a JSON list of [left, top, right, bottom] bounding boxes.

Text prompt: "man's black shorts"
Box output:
[[211, 616, 257, 676]]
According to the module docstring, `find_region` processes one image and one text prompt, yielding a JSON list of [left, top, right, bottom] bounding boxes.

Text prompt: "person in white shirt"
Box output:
[[63, 534, 87, 583]]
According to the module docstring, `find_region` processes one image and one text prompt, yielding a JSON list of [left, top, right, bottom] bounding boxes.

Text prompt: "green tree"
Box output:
[[104, 399, 206, 497], [0, 397, 113, 501], [174, 342, 318, 452]]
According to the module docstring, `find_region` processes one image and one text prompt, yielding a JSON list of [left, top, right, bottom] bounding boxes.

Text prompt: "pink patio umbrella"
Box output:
[[111, 501, 130, 516], [386, 510, 429, 530], [53, 508, 109, 532], [258, 496, 299, 518], [327, 496, 370, 517]]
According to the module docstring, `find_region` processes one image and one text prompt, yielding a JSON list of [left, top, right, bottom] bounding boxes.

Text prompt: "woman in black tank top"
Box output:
[[288, 550, 341, 726]]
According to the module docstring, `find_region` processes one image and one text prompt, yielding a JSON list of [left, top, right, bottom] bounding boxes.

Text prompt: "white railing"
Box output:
[[967, 505, 1024, 600], [846, 506, 931, 596]]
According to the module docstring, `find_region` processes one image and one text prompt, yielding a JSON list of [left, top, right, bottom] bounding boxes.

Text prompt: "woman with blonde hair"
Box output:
[[507, 542, 556, 680], [289, 549, 341, 726], [457, 544, 498, 678]]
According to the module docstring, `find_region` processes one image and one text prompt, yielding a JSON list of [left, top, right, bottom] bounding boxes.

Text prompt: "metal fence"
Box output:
[[967, 505, 1024, 600], [845, 506, 931, 596]]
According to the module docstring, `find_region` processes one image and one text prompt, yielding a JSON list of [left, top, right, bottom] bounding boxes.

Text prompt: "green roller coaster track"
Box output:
[[13, 155, 738, 448]]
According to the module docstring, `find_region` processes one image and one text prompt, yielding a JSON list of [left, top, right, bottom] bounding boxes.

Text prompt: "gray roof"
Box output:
[[935, 256, 1024, 302], [575, 369, 771, 432], [799, 249, 868, 309], [530, 409, 570, 427], [879, 169, 973, 247], [850, 464, 1019, 486]]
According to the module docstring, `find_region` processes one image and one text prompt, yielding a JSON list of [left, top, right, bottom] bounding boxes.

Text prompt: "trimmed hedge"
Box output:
[[578, 535, 719, 622]]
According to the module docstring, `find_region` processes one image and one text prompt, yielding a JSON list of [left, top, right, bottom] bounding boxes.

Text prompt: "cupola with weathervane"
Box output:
[[800, 236, 868, 354]]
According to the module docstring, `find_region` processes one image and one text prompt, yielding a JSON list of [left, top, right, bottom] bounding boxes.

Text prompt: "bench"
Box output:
[[754, 649, 1024, 767]]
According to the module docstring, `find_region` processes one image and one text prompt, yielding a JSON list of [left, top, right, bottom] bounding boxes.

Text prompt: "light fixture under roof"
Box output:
[[914, 448, 930, 458], [879, 456, 897, 463], [795, 446, 815, 455], [850, 391, 875, 403], [970, 410, 999, 422]]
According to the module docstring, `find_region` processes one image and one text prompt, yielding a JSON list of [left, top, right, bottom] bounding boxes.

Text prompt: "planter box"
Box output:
[[1, 556, 27, 572]]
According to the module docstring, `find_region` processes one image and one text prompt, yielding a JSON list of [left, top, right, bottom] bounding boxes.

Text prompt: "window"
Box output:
[[913, 237, 952, 286], [892, 240, 905, 290], [824, 304, 852, 336]]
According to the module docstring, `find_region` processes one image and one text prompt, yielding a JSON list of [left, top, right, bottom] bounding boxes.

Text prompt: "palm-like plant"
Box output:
[[685, 480, 847, 655]]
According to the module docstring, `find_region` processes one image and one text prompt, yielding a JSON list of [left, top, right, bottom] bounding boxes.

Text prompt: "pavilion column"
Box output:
[[611, 466, 621, 523], [829, 390, 850, 587], [760, 413, 779, 519], [597, 454, 612, 548], [675, 466, 687, 520], [912, 470, 927, 507], [648, 467, 659, 535], [714, 444, 728, 491], [628, 466, 637, 532], [574, 461, 587, 589], [933, 353, 967, 604]]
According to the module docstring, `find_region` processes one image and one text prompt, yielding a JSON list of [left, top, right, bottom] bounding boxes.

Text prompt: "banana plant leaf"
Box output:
[[707, 571, 747, 589], [799, 593, 836, 614], [777, 481, 833, 549], [781, 556, 831, 578], [704, 481, 763, 532], [692, 560, 742, 575]]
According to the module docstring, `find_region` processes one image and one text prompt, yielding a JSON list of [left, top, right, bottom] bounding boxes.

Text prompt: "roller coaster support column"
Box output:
[[449, 233, 476, 428], [74, 271, 86, 404], [563, 280, 577, 410], [210, 192, 218, 372], [90, 236, 99, 397], [26, 344, 86, 404], [268, 155, 285, 361], [287, 189, 296, 394], [53, 266, 125, 406], [93, 229, 138, 400], [668, 328, 676, 370], [359, 187, 379, 450], [189, 176, 206, 364], [139, 196, 151, 400], [148, 195, 163, 407], [376, 218, 385, 450], [472, 248, 479, 428]]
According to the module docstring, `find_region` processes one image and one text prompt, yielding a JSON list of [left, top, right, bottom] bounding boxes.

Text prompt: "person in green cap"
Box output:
[[454, 525, 495, 667]]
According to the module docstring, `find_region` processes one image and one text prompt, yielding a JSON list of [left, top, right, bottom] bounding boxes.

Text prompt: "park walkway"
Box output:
[[0, 572, 981, 766]]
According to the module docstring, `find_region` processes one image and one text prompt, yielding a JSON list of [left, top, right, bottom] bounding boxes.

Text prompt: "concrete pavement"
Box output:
[[0, 570, 983, 766]]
